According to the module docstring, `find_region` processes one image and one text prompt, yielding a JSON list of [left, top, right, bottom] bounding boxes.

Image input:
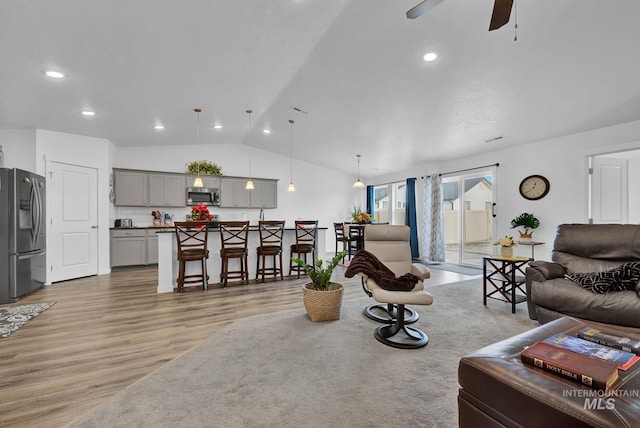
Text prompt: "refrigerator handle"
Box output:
[[30, 179, 41, 248]]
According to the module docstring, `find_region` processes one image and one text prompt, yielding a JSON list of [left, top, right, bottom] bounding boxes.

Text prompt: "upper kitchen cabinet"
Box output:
[[219, 177, 250, 208], [250, 179, 278, 209], [201, 175, 221, 189], [219, 177, 277, 208], [114, 169, 148, 206], [149, 173, 186, 207]]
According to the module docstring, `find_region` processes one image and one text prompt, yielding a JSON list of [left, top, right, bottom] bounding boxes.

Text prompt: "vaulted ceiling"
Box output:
[[2, 0, 639, 178]]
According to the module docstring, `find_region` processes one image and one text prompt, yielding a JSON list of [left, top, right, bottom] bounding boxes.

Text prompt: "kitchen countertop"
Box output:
[[112, 226, 328, 231]]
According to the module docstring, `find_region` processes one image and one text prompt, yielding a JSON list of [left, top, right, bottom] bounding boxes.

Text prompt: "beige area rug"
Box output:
[[71, 279, 537, 428]]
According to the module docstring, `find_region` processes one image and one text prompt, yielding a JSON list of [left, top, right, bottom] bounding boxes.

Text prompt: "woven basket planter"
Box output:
[[302, 282, 344, 322]]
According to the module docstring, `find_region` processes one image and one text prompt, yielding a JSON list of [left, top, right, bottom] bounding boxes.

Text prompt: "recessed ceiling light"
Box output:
[[263, 129, 271, 134], [81, 110, 95, 116], [214, 124, 222, 129], [423, 52, 438, 62], [154, 124, 165, 130], [44, 70, 65, 79]]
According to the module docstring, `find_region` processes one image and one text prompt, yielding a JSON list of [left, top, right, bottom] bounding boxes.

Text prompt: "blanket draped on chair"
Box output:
[[344, 250, 419, 291]]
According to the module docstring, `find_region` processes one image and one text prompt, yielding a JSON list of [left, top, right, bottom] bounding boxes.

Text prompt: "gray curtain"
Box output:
[[422, 174, 445, 261]]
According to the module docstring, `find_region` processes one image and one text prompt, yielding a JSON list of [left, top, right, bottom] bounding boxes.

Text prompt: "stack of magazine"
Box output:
[[521, 326, 640, 390]]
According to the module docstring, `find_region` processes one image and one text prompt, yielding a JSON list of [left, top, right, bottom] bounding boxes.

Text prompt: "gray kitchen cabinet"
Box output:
[[200, 175, 221, 189], [110, 229, 147, 266], [220, 177, 250, 208], [114, 170, 148, 206], [149, 173, 186, 207], [146, 230, 159, 264], [250, 179, 278, 208]]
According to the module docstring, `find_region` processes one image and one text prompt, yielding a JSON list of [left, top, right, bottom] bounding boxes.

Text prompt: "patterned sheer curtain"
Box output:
[[422, 174, 445, 262]]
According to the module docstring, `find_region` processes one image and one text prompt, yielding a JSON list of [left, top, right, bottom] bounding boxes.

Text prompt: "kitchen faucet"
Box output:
[[259, 209, 264, 221]]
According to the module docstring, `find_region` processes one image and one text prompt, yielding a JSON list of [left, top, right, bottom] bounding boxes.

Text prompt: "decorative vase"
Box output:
[[519, 232, 533, 243], [302, 282, 344, 322], [501, 246, 513, 257]]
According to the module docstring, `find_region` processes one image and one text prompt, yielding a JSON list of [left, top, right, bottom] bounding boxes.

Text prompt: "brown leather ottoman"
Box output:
[[458, 317, 640, 428]]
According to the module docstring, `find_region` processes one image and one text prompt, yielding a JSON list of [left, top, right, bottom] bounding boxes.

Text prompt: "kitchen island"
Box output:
[[155, 226, 327, 293]]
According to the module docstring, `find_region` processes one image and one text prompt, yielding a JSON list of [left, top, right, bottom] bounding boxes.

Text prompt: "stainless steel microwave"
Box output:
[[186, 187, 220, 206]]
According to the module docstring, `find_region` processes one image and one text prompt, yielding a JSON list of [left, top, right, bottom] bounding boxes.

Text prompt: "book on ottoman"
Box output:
[[543, 333, 639, 370], [521, 341, 619, 390]]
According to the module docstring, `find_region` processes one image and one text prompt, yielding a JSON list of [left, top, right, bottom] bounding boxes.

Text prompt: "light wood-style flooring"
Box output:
[[0, 265, 475, 427]]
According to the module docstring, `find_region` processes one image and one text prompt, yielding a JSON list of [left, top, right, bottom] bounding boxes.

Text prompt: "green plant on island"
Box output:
[[510, 212, 540, 237], [186, 160, 223, 176], [291, 251, 347, 291]]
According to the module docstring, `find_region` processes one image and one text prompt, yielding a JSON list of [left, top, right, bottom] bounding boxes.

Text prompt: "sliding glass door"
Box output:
[[442, 170, 495, 266]]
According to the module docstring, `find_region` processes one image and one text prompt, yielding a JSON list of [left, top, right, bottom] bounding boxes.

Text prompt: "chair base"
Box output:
[[221, 256, 248, 287], [373, 304, 428, 349], [363, 303, 419, 324]]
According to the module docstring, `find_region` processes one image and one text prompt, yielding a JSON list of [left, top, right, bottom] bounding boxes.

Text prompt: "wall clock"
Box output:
[[519, 175, 550, 200]]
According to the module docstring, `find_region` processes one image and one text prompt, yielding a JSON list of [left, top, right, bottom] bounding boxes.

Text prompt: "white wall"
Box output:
[[0, 129, 37, 171], [113, 143, 359, 253], [369, 119, 640, 261], [34, 129, 114, 282]]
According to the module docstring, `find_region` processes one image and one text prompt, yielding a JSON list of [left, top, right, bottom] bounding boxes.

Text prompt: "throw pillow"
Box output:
[[565, 261, 640, 294]]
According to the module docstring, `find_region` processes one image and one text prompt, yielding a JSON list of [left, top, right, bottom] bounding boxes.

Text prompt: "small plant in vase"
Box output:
[[510, 212, 540, 241], [494, 235, 518, 257]]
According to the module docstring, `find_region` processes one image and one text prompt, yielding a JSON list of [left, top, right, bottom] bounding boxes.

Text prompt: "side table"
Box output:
[[483, 255, 532, 313], [517, 240, 545, 259]]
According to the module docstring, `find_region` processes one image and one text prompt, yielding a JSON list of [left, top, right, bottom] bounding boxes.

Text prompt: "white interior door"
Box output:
[[591, 156, 628, 224], [48, 161, 98, 282]]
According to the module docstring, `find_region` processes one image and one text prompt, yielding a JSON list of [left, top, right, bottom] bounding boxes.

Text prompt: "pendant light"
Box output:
[[245, 109, 254, 190], [352, 154, 365, 188], [193, 108, 204, 188], [288, 119, 296, 192]]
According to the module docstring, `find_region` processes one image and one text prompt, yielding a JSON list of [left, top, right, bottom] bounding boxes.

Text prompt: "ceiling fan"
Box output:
[[406, 0, 514, 31]]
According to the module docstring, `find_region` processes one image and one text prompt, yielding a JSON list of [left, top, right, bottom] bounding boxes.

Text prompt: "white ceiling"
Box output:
[[2, 0, 640, 178]]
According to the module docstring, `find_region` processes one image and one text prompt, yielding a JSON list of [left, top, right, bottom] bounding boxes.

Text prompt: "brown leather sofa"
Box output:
[[525, 223, 640, 331]]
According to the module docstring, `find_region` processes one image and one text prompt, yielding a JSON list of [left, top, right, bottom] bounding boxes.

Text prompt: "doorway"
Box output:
[[442, 170, 495, 266], [589, 150, 640, 224], [47, 161, 99, 282]]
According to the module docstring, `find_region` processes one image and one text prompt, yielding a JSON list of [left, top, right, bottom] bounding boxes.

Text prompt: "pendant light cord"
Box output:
[[289, 119, 294, 183], [195, 108, 201, 177], [247, 109, 253, 179]]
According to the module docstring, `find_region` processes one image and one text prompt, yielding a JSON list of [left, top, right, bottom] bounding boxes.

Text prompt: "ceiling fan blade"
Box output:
[[488, 0, 514, 30], [406, 0, 445, 19]]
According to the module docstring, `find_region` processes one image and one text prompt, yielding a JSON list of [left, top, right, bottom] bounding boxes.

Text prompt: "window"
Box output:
[[373, 181, 406, 225]]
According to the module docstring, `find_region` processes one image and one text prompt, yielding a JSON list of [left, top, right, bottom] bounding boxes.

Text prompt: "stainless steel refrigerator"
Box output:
[[0, 168, 46, 304]]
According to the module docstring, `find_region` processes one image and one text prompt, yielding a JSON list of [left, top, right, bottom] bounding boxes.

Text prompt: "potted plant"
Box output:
[[510, 212, 540, 241], [186, 160, 223, 176], [291, 251, 347, 322]]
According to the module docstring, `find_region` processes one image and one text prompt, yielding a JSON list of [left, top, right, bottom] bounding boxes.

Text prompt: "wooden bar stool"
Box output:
[[289, 220, 318, 278], [255, 220, 285, 283], [174, 221, 209, 293], [219, 220, 250, 287]]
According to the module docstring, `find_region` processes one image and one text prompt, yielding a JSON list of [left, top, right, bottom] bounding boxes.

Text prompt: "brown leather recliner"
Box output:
[[525, 223, 640, 331]]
